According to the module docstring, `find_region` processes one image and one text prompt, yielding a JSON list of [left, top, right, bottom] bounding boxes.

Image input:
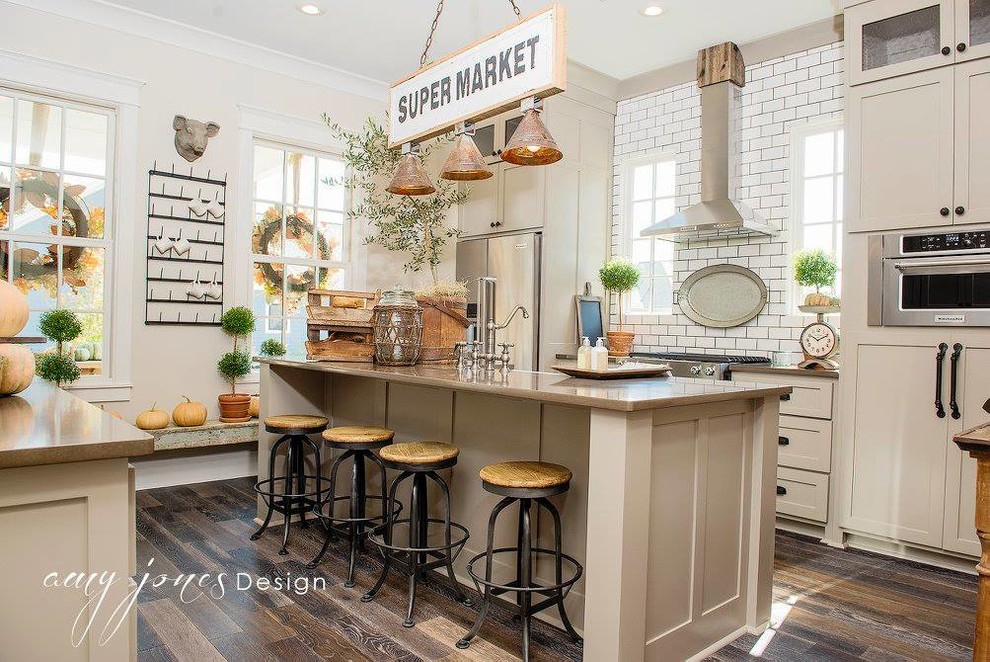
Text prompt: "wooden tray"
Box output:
[[552, 363, 672, 380]]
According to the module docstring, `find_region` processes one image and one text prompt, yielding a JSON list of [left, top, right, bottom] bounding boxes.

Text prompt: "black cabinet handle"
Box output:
[[950, 343, 962, 420], [936, 342, 948, 419], [490, 222, 496, 228], [780, 393, 791, 402], [942, 46, 952, 55], [778, 436, 790, 446], [776, 486, 787, 496], [495, 221, 502, 227], [956, 206, 966, 216], [958, 43, 968, 52], [941, 207, 951, 216]]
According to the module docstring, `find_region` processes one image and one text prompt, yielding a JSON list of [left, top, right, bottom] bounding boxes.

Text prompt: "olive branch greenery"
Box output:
[[322, 114, 467, 286]]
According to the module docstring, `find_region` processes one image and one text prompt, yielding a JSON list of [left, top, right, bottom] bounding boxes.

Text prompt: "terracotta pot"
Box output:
[[606, 331, 636, 358], [218, 393, 252, 423]]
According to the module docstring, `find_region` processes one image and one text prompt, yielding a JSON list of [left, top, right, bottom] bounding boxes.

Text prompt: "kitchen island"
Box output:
[[258, 358, 790, 661], [0, 381, 153, 661]]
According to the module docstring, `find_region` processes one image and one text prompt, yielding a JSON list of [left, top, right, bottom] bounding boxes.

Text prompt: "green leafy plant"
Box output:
[[259, 338, 287, 357], [323, 114, 466, 286], [599, 259, 642, 322], [36, 309, 83, 387], [218, 307, 255, 394], [793, 249, 837, 292]]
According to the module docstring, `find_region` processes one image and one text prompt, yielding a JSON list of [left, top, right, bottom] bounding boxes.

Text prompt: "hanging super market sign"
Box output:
[[388, 3, 566, 148]]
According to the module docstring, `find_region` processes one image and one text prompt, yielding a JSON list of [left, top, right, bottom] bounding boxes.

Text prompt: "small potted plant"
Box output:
[[35, 309, 83, 388], [599, 259, 641, 357], [794, 249, 839, 311], [259, 338, 287, 358], [217, 306, 255, 422]]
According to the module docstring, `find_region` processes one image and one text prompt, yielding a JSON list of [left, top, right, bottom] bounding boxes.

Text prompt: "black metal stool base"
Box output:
[[252, 433, 324, 555], [363, 469, 472, 627], [456, 496, 584, 661]]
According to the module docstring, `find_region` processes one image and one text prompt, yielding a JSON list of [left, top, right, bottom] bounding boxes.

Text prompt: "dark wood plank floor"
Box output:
[[135, 477, 977, 661]]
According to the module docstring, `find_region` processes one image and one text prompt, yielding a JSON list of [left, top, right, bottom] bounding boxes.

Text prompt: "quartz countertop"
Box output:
[[0, 381, 153, 469], [730, 364, 839, 379], [260, 358, 791, 412]]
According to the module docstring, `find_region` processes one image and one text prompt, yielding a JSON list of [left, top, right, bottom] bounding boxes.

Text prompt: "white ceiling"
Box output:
[[98, 0, 838, 82]]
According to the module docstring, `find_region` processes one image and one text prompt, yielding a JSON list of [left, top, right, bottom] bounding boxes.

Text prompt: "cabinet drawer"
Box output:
[[776, 467, 829, 523], [778, 416, 833, 472], [781, 380, 833, 419]]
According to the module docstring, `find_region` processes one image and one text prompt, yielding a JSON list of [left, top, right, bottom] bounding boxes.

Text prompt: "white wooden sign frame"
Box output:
[[388, 3, 566, 148]]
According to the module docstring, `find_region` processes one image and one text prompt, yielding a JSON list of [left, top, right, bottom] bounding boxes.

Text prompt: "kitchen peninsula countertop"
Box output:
[[260, 357, 791, 412], [0, 381, 153, 469]]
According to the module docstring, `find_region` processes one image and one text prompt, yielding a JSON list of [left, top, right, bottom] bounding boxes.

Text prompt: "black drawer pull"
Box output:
[[941, 206, 951, 216], [942, 46, 952, 55], [780, 393, 791, 401], [778, 436, 790, 446], [776, 486, 787, 496]]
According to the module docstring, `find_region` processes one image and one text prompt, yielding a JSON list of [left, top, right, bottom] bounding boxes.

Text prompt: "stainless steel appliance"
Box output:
[[869, 227, 990, 326], [456, 232, 541, 370], [629, 352, 770, 380]]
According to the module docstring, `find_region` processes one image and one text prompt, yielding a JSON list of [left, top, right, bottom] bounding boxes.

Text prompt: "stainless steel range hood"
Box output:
[[642, 46, 776, 242]]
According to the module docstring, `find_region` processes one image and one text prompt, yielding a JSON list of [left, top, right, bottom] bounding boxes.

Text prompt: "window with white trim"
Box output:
[[791, 119, 844, 306], [623, 155, 677, 315], [0, 89, 115, 376], [250, 141, 348, 357]]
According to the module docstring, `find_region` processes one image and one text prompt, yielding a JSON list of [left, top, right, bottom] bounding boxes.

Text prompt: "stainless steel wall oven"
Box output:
[[869, 227, 990, 326]]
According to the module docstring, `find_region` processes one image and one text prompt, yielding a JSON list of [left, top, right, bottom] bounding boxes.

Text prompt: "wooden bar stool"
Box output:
[[251, 414, 329, 555], [363, 441, 472, 627], [457, 461, 583, 661], [309, 426, 402, 588]]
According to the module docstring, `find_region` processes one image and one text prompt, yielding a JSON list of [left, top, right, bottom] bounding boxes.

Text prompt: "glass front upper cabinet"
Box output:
[[848, 0, 955, 84], [959, 0, 990, 59]]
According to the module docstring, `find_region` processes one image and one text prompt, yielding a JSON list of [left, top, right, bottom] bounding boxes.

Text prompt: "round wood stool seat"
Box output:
[[479, 461, 572, 497], [322, 426, 395, 450], [264, 414, 329, 435], [380, 441, 459, 471]]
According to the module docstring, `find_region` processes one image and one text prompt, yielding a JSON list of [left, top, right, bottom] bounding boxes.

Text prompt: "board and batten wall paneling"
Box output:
[[611, 42, 844, 357]]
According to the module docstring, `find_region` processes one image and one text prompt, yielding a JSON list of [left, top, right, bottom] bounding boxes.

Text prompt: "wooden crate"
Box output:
[[306, 289, 378, 362]]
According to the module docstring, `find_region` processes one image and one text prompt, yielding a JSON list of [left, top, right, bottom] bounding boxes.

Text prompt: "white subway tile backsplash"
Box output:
[[611, 42, 843, 359]]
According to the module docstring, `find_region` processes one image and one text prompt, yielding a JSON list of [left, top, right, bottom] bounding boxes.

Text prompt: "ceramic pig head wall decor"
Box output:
[[172, 115, 220, 162]]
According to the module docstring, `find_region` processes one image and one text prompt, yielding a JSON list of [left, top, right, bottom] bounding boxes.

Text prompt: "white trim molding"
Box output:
[[2, 0, 386, 101], [0, 47, 144, 106]]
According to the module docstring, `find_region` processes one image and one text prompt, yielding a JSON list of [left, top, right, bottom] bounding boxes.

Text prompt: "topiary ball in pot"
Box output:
[[598, 259, 642, 357], [217, 307, 256, 423], [259, 338, 287, 358]]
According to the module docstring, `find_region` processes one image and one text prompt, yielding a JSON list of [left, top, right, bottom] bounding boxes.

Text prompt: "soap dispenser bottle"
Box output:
[[591, 337, 609, 371], [577, 336, 592, 369]]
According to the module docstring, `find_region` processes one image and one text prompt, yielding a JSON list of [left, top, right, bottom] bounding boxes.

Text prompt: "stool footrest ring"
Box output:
[[367, 518, 470, 558], [465, 547, 583, 598], [312, 495, 403, 527], [253, 476, 332, 505]]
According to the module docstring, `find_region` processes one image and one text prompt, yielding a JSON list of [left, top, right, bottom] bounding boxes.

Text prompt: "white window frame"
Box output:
[[237, 106, 358, 381], [789, 117, 844, 311], [0, 51, 142, 402], [619, 151, 679, 317]]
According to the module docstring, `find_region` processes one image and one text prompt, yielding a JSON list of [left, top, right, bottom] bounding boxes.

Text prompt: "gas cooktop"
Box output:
[[629, 352, 770, 380]]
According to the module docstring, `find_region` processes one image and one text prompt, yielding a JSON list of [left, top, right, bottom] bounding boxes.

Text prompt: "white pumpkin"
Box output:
[[0, 344, 35, 395], [0, 281, 29, 337]]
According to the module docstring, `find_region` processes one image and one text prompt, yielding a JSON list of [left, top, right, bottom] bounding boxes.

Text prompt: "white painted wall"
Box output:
[[611, 42, 844, 357], [0, 1, 391, 419]]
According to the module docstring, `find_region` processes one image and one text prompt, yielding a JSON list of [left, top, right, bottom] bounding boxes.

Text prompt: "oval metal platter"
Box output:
[[676, 264, 768, 328]]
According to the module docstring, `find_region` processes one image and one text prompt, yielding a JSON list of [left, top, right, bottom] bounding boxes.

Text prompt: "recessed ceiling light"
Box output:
[[297, 3, 325, 16], [640, 5, 664, 17]]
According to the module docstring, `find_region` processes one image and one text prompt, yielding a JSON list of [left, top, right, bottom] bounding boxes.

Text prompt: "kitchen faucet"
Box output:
[[465, 277, 529, 371]]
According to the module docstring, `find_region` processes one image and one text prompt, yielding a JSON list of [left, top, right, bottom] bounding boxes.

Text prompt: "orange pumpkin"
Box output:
[[136, 403, 170, 430], [0, 344, 35, 395], [248, 395, 260, 418], [173, 395, 207, 427], [0, 281, 29, 337]]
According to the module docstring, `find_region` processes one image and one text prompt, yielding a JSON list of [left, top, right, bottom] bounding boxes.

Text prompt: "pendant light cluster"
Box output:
[[387, 1, 563, 196]]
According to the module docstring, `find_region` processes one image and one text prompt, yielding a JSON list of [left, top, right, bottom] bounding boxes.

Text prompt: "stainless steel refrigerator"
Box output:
[[455, 232, 541, 371]]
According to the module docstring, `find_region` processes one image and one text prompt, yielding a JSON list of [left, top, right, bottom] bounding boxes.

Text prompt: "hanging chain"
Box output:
[[420, 0, 445, 67], [420, 0, 524, 67]]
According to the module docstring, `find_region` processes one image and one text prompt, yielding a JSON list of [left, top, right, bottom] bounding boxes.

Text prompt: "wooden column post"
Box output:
[[952, 425, 990, 661]]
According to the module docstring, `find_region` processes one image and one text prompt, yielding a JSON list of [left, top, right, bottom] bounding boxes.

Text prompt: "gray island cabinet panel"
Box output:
[[258, 358, 787, 661]]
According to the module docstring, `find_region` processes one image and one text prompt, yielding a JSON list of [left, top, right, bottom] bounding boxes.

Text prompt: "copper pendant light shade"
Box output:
[[439, 134, 493, 181], [501, 109, 563, 166], [387, 153, 436, 196]]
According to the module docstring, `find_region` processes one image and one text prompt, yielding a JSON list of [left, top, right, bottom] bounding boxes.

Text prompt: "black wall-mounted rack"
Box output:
[[144, 162, 227, 327]]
